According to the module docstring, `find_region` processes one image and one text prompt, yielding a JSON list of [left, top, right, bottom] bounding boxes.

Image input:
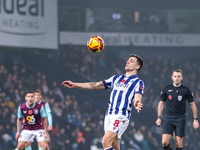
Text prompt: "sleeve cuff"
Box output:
[[102, 80, 108, 89]]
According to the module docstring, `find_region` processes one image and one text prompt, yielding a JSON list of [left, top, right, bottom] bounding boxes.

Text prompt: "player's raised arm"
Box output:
[[62, 80, 105, 90]]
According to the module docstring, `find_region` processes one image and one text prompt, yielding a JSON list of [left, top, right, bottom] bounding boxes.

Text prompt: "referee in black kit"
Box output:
[[156, 69, 199, 150]]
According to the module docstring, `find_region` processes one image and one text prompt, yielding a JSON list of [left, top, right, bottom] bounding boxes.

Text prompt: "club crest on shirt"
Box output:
[[34, 109, 39, 114], [178, 95, 182, 101]]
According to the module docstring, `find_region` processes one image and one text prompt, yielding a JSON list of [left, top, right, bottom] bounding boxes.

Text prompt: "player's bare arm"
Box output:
[[189, 101, 199, 130], [134, 93, 143, 113], [42, 117, 50, 142], [15, 118, 22, 140], [156, 101, 165, 126], [62, 80, 105, 90]]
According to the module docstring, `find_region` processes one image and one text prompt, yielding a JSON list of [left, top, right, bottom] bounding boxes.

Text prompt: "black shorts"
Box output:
[[162, 118, 186, 137]]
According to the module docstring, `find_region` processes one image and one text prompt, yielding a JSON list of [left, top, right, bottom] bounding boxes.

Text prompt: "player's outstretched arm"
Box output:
[[62, 80, 105, 90], [156, 101, 165, 126], [189, 102, 199, 130], [134, 93, 143, 113], [15, 118, 22, 140]]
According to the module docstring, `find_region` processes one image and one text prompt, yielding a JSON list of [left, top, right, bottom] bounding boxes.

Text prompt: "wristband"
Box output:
[[194, 118, 198, 120], [157, 116, 161, 119]]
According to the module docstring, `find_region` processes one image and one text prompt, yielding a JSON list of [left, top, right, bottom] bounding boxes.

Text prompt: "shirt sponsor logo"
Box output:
[[178, 95, 182, 101], [115, 82, 129, 89]]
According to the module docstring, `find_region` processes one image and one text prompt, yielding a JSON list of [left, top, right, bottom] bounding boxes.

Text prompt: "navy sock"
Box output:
[[176, 148, 183, 150], [163, 144, 172, 150]]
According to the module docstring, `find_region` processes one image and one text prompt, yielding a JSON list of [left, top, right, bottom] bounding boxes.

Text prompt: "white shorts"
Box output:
[[104, 115, 129, 139], [18, 129, 45, 142], [29, 134, 48, 142], [29, 134, 35, 142]]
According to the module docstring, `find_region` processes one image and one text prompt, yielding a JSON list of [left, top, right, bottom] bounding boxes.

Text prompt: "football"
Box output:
[[87, 36, 105, 53]]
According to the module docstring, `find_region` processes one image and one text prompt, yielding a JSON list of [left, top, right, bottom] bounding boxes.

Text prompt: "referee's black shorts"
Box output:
[[162, 118, 186, 137]]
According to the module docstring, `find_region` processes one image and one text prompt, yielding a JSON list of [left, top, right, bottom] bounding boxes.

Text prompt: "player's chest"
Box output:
[[22, 108, 40, 116], [166, 89, 186, 102], [22, 108, 40, 124], [113, 78, 136, 90], [113, 82, 130, 90]]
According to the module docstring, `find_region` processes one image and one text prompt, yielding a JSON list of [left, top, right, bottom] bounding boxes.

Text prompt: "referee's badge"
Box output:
[[178, 95, 182, 101]]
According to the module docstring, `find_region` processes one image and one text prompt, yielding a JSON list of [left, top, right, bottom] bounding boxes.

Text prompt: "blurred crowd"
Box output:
[[0, 46, 200, 150], [0, 61, 90, 150]]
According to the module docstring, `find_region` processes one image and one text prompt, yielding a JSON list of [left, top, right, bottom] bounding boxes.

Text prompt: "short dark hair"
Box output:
[[26, 91, 34, 95], [172, 69, 183, 75], [130, 54, 144, 72], [35, 89, 42, 94]]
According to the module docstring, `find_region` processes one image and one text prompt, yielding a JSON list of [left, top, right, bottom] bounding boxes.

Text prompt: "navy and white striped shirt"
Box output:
[[103, 74, 144, 119]]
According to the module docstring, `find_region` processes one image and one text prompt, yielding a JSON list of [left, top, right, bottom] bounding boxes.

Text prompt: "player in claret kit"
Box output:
[[15, 91, 50, 150], [25, 89, 53, 150]]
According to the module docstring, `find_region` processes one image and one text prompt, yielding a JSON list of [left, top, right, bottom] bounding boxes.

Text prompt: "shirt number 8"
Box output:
[[113, 120, 120, 127]]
